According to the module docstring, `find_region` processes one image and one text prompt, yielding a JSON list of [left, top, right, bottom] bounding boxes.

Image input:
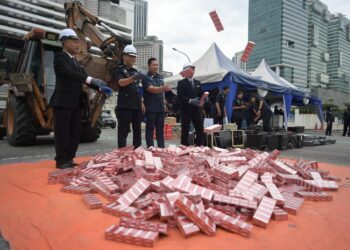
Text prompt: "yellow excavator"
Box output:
[[0, 1, 131, 145]]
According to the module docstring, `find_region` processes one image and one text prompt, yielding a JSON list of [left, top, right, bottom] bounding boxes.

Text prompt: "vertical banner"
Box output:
[[241, 41, 256, 62], [209, 10, 224, 32], [225, 80, 238, 122], [283, 94, 293, 130]]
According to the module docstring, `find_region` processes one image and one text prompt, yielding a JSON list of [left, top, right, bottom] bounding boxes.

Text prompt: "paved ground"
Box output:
[[0, 129, 349, 248], [0, 128, 349, 166]]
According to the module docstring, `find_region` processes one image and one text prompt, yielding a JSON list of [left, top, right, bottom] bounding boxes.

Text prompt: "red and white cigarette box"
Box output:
[[272, 207, 288, 221], [252, 196, 276, 228], [117, 178, 150, 207], [105, 225, 159, 247], [175, 194, 216, 236], [205, 207, 252, 238]]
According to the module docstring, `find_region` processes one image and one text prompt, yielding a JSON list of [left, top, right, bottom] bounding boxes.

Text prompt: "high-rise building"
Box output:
[[307, 0, 331, 89], [134, 36, 164, 72], [248, 0, 309, 88], [327, 14, 350, 94], [132, 0, 148, 40], [0, 0, 133, 41], [233, 51, 247, 71], [248, 0, 350, 106]]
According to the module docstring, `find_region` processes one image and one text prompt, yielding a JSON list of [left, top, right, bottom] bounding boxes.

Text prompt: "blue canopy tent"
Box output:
[[165, 43, 286, 121], [164, 44, 323, 128]]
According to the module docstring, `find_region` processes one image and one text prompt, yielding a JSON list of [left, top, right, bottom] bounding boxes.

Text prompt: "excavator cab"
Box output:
[[0, 29, 103, 145], [0, 1, 131, 145]]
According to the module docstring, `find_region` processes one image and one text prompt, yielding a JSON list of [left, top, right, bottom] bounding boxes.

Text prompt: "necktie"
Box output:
[[72, 58, 79, 70], [190, 79, 194, 89]]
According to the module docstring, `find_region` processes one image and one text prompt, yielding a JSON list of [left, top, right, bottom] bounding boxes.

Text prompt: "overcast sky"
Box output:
[[148, 0, 350, 74]]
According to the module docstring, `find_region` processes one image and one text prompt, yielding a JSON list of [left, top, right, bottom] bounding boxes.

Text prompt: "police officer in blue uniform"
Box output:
[[142, 57, 172, 148], [113, 45, 146, 148]]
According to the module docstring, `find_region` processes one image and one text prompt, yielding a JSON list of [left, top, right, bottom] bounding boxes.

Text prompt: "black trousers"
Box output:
[[53, 107, 82, 164], [233, 116, 243, 129], [325, 122, 333, 135], [116, 108, 142, 148], [343, 122, 350, 136], [181, 111, 204, 146], [214, 115, 223, 125], [145, 111, 165, 148], [262, 111, 272, 132]]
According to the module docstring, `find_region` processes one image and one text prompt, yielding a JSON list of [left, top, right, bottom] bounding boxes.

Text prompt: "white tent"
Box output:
[[251, 59, 314, 128], [251, 59, 311, 95], [164, 43, 245, 87]]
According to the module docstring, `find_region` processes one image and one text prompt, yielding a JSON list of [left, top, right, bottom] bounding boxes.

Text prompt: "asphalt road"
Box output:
[[0, 128, 349, 166]]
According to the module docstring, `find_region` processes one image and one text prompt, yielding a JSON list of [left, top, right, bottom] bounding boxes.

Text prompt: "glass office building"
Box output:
[[248, 0, 350, 94], [307, 0, 330, 89], [248, 0, 309, 88], [327, 14, 350, 94]]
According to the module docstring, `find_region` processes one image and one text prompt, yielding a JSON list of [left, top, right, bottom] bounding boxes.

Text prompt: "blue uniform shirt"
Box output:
[[114, 64, 142, 110], [142, 72, 164, 113]]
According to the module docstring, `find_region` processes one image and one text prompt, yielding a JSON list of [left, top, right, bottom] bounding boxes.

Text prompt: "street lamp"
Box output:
[[172, 47, 191, 63]]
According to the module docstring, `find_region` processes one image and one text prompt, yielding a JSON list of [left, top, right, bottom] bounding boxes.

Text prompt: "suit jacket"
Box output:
[[49, 51, 89, 108], [177, 78, 203, 115]]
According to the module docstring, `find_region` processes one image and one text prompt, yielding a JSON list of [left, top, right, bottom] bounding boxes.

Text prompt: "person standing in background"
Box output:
[[256, 95, 272, 132], [325, 107, 335, 136], [246, 96, 259, 128], [342, 107, 350, 136], [232, 91, 246, 129], [215, 86, 229, 125]]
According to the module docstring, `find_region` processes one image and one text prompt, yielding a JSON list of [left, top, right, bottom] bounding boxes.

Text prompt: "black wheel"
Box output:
[[79, 117, 102, 143], [6, 95, 36, 146], [111, 124, 116, 129]]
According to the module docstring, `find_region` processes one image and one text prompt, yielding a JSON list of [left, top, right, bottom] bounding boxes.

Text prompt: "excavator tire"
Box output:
[[79, 117, 102, 143], [6, 95, 37, 146]]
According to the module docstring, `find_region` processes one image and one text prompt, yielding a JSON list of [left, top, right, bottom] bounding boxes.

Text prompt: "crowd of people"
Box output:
[[202, 89, 273, 131]]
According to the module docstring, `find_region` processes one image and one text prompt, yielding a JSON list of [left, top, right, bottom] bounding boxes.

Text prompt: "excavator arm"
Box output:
[[63, 1, 132, 127], [64, 1, 131, 62]]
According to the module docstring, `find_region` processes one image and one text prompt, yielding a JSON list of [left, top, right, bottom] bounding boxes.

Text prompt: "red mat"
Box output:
[[0, 158, 350, 250]]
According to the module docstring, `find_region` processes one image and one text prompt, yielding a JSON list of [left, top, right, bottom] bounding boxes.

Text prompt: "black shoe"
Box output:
[[342, 134, 346, 136], [68, 160, 79, 167], [56, 163, 73, 169]]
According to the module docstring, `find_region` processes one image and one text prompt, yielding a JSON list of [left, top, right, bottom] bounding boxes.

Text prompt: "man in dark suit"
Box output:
[[177, 64, 205, 146], [50, 29, 112, 169]]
